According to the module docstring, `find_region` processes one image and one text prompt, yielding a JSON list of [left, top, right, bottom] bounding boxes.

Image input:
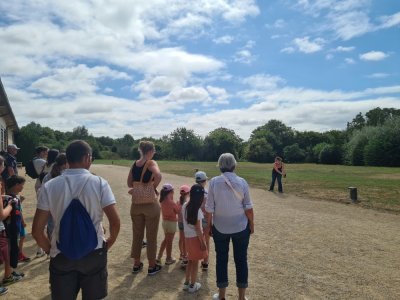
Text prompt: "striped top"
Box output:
[[205, 172, 253, 234]]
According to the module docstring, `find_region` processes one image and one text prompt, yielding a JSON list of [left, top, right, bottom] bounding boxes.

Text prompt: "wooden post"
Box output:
[[348, 187, 358, 203]]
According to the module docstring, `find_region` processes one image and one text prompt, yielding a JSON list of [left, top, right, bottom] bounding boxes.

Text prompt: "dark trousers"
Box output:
[[269, 171, 283, 192], [5, 222, 19, 268], [212, 224, 250, 288], [49, 247, 108, 300]]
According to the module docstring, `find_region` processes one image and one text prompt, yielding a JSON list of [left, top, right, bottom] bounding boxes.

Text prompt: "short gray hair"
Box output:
[[218, 153, 237, 173]]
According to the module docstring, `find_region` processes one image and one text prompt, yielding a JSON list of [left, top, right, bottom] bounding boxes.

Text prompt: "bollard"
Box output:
[[348, 187, 358, 203]]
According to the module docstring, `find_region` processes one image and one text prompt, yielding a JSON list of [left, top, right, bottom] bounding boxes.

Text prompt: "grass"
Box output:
[[94, 160, 400, 213]]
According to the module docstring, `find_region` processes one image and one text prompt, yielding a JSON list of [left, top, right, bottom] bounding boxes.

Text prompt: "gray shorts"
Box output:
[[49, 247, 108, 300]]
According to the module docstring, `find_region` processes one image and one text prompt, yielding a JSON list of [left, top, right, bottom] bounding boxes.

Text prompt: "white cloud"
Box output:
[[29, 64, 131, 97], [333, 46, 355, 52], [281, 47, 295, 54], [266, 19, 286, 29], [366, 73, 389, 79], [359, 51, 388, 61], [233, 49, 255, 64], [345, 58, 355, 64], [293, 36, 325, 53], [241, 74, 285, 90], [328, 11, 373, 40], [378, 12, 400, 29], [213, 35, 234, 44], [206, 86, 229, 104]]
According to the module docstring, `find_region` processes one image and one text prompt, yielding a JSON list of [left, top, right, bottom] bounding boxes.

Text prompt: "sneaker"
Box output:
[[201, 262, 208, 271], [0, 287, 7, 296], [2, 274, 22, 286], [36, 249, 45, 258], [142, 241, 147, 248], [182, 282, 190, 291], [188, 282, 201, 293], [155, 259, 161, 265], [147, 264, 162, 276], [18, 254, 31, 262], [165, 258, 176, 265], [212, 293, 227, 300], [12, 271, 24, 278], [181, 259, 188, 268], [132, 262, 143, 274]]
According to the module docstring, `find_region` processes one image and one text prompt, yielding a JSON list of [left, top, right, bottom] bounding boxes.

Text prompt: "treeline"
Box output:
[[15, 107, 400, 167]]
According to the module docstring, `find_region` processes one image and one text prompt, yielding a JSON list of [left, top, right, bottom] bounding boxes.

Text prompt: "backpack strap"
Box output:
[[65, 175, 91, 199]]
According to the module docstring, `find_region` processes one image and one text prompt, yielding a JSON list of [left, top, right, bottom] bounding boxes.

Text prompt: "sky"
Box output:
[[0, 0, 399, 140]]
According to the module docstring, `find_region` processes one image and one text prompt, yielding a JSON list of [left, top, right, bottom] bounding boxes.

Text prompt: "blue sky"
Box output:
[[0, 0, 399, 139]]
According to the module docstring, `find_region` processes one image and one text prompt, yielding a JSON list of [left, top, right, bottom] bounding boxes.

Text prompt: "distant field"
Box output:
[[95, 160, 400, 213]]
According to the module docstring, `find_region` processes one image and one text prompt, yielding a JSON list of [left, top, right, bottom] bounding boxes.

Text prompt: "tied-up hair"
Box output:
[[159, 183, 173, 203]]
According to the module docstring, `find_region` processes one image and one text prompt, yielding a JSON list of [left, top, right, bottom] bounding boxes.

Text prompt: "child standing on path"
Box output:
[[195, 171, 210, 271], [157, 183, 179, 265], [177, 185, 190, 266], [5, 176, 30, 267], [182, 184, 207, 293]]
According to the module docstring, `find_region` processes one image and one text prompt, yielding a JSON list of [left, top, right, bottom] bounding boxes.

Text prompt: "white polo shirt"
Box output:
[[37, 168, 116, 258]]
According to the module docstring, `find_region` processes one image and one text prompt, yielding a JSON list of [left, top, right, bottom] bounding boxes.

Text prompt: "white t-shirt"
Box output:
[[37, 168, 116, 258], [34, 159, 52, 193], [182, 202, 203, 238]]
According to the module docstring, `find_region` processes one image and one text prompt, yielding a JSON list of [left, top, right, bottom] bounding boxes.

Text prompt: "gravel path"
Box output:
[[9, 164, 400, 299]]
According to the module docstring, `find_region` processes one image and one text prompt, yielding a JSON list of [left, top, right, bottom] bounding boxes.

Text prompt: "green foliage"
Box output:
[[168, 127, 203, 160], [203, 127, 243, 161], [364, 117, 400, 167], [250, 119, 295, 156], [245, 138, 274, 163], [284, 143, 306, 163], [319, 144, 342, 165]]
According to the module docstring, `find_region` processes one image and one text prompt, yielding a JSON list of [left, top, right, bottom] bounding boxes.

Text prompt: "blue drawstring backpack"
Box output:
[[57, 176, 98, 260]]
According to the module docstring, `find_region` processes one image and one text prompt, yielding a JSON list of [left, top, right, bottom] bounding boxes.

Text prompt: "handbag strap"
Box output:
[[139, 160, 154, 183], [222, 174, 243, 202]]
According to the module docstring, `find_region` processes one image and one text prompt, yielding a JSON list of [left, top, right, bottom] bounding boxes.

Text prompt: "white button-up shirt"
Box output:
[[205, 172, 253, 234]]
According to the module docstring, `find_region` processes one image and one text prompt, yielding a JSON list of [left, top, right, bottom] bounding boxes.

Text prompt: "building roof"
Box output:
[[0, 78, 19, 131]]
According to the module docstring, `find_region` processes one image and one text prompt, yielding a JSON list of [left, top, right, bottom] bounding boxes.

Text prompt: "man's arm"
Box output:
[[32, 209, 51, 253], [103, 204, 120, 250]]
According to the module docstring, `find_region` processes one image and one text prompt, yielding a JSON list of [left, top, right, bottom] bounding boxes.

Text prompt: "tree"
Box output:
[[203, 128, 243, 161], [70, 126, 89, 140], [169, 128, 202, 160], [364, 117, 400, 166], [366, 107, 400, 126], [347, 112, 366, 133], [318, 144, 342, 165], [249, 120, 295, 156], [245, 138, 274, 163], [283, 143, 306, 163]]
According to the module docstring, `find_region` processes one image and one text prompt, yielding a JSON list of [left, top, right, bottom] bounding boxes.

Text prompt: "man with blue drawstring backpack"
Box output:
[[32, 140, 120, 300]]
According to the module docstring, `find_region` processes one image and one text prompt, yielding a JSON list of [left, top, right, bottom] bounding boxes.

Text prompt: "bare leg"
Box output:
[[165, 233, 175, 260], [157, 238, 166, 261], [238, 287, 247, 300]]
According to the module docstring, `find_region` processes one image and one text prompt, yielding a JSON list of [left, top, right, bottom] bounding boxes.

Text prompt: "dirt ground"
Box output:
[[4, 164, 400, 299]]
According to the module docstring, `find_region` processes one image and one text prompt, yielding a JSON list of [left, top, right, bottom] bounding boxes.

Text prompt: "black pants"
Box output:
[[49, 247, 108, 300], [269, 171, 283, 192], [5, 222, 19, 269]]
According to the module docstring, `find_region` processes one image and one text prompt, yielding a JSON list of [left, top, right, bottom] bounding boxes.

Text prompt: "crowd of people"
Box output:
[[0, 140, 257, 300]]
